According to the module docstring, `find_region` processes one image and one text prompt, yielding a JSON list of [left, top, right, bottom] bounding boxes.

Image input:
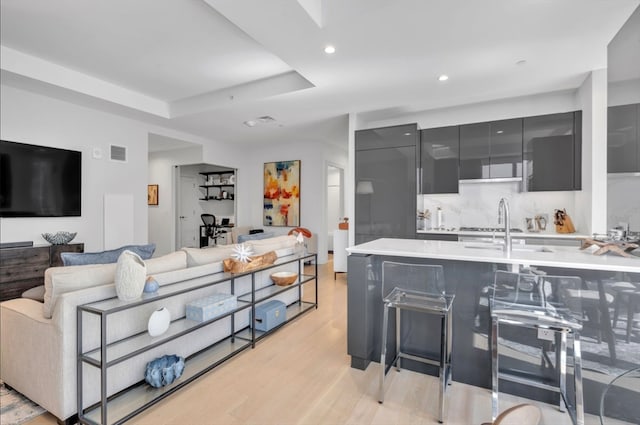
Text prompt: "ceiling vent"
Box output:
[[110, 145, 127, 162]]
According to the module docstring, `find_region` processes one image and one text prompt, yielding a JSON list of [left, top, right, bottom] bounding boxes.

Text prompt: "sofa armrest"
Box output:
[[0, 299, 64, 418]]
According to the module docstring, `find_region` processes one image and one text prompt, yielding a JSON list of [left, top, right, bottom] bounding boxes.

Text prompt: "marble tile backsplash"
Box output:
[[418, 181, 578, 232]]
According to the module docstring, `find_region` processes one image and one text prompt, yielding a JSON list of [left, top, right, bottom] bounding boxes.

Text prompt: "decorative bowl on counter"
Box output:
[[41, 231, 77, 245], [270, 271, 297, 286]]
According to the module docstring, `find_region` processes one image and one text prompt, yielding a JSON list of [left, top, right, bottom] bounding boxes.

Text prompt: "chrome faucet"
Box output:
[[498, 198, 512, 254]]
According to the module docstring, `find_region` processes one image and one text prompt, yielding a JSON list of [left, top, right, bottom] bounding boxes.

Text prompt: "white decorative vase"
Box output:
[[148, 307, 171, 337], [115, 250, 147, 301]]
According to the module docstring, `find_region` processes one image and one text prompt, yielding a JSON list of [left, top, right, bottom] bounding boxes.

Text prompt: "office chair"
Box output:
[[201, 214, 223, 245]]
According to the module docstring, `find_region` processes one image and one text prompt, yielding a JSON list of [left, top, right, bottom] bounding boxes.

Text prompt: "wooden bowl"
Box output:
[[271, 271, 297, 286]]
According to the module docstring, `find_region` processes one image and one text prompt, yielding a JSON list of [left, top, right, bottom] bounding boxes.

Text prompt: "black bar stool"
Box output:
[[490, 270, 584, 425], [378, 261, 455, 423]]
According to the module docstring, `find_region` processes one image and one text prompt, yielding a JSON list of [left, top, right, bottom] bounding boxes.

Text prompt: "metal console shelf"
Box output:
[[77, 252, 317, 425]]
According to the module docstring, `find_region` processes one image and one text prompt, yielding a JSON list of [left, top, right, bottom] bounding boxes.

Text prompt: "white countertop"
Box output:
[[416, 229, 591, 239], [346, 238, 640, 273]]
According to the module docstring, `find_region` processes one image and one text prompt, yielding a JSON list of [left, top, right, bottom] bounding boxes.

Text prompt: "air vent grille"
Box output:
[[110, 145, 127, 162]]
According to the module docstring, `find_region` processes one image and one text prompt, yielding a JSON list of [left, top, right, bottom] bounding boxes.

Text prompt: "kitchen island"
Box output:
[[346, 238, 640, 420]]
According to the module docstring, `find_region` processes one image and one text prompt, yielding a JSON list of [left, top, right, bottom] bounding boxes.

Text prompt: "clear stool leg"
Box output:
[[491, 316, 499, 421], [396, 307, 401, 371], [379, 303, 390, 404], [438, 313, 447, 423], [559, 331, 567, 413], [573, 332, 584, 425]]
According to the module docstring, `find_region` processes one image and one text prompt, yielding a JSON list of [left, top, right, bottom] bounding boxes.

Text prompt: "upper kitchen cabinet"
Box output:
[[355, 124, 418, 244], [420, 126, 459, 194], [608, 103, 639, 173], [523, 111, 582, 191], [459, 118, 522, 180]]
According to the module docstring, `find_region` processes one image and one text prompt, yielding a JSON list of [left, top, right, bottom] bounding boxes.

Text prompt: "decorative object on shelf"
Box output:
[[186, 293, 237, 322], [143, 276, 160, 293], [228, 174, 235, 184], [223, 251, 277, 273], [288, 227, 312, 255], [252, 300, 287, 331], [263, 160, 301, 227], [554, 208, 576, 233], [231, 243, 253, 262], [338, 217, 349, 230], [41, 231, 77, 245], [144, 354, 185, 388], [114, 250, 147, 301], [147, 184, 158, 206], [270, 271, 297, 286], [147, 307, 171, 337]]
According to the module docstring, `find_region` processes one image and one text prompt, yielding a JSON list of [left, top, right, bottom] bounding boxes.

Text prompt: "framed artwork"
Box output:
[[148, 184, 159, 206], [263, 160, 300, 226]]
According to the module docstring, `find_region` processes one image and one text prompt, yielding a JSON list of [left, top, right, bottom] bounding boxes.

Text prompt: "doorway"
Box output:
[[327, 164, 344, 252], [178, 176, 199, 248]]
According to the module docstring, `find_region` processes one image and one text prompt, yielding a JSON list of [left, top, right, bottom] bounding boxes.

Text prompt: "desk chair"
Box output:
[[379, 261, 454, 423], [490, 271, 584, 425], [201, 214, 226, 245]]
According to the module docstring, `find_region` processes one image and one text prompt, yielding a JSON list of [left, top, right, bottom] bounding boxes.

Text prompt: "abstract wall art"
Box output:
[[263, 160, 300, 226]]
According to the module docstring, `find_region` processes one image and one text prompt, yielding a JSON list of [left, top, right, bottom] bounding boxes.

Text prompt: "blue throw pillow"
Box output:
[[237, 232, 275, 243], [61, 244, 156, 266]]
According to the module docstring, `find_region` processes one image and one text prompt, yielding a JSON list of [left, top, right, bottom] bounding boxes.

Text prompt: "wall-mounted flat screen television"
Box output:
[[0, 140, 82, 217]]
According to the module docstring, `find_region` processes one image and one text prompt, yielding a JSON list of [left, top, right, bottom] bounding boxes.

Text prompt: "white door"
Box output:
[[179, 176, 199, 248]]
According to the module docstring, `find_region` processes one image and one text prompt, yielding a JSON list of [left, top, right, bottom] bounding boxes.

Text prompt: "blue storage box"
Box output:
[[252, 300, 286, 332], [186, 293, 237, 322]]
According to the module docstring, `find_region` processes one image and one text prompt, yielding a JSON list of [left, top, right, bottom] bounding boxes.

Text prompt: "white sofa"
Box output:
[[0, 235, 300, 423]]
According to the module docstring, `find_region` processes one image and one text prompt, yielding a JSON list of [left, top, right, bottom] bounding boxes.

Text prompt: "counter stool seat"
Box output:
[[490, 271, 584, 425], [379, 261, 454, 423]]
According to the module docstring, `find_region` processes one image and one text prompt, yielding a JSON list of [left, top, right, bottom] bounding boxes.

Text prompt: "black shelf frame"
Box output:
[[77, 252, 317, 425]]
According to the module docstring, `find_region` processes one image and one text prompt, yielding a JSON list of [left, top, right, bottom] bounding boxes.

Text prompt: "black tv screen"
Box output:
[[0, 140, 81, 217]]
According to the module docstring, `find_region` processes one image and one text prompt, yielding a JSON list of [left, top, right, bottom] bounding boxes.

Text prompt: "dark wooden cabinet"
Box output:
[[459, 118, 522, 180], [0, 243, 84, 301], [355, 124, 418, 244], [523, 111, 582, 191], [420, 126, 459, 194], [608, 103, 639, 173]]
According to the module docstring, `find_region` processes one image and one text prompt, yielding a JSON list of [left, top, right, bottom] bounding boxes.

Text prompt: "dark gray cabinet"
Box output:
[[523, 111, 581, 191], [608, 103, 639, 173], [355, 124, 418, 244], [459, 118, 522, 180], [420, 126, 459, 193]]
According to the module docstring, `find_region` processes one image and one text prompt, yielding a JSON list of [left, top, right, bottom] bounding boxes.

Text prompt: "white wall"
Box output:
[[148, 147, 203, 256], [239, 141, 348, 264], [0, 85, 149, 251]]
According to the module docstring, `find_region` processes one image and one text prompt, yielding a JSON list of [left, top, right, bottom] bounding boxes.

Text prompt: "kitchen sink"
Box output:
[[463, 242, 553, 253]]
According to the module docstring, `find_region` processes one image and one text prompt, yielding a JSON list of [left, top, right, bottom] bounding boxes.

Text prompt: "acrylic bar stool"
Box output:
[[490, 270, 584, 425], [378, 261, 455, 423]]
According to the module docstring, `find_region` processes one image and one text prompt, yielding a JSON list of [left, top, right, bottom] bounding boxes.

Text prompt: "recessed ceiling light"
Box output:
[[404, 132, 412, 136], [516, 59, 527, 66], [324, 45, 336, 54], [496, 130, 504, 134], [438, 74, 449, 82], [243, 120, 257, 127]]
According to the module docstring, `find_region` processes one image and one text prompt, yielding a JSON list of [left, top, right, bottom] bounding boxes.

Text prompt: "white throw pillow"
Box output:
[[181, 245, 237, 267], [115, 250, 147, 301], [248, 235, 296, 255]]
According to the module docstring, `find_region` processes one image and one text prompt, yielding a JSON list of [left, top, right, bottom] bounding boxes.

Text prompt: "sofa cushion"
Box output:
[[145, 251, 187, 275], [44, 263, 117, 318], [237, 232, 275, 243], [248, 235, 297, 255], [61, 244, 156, 266], [182, 245, 237, 267], [21, 285, 45, 302]]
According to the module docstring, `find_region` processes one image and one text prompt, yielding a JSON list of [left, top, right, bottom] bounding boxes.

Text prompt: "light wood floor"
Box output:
[[29, 257, 608, 425]]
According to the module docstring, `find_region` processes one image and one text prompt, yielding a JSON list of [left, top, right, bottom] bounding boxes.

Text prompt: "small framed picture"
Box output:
[[148, 184, 159, 206]]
